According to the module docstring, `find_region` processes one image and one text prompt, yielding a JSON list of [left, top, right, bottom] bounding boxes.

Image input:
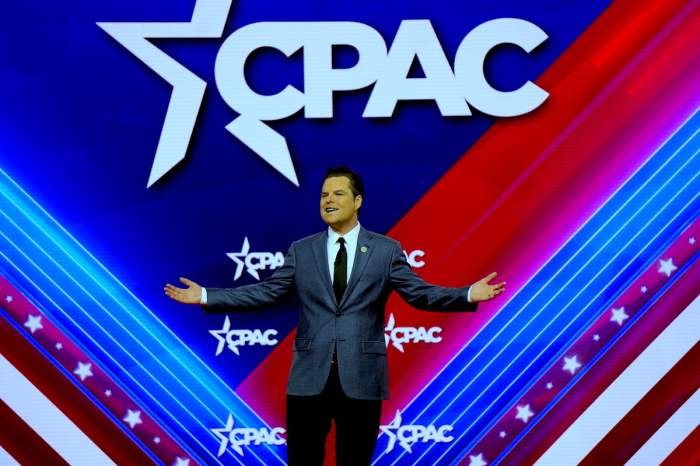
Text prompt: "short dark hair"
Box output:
[[324, 166, 364, 198]]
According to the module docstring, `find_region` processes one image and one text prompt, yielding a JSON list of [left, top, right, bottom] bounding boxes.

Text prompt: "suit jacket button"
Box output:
[[329, 338, 335, 343]]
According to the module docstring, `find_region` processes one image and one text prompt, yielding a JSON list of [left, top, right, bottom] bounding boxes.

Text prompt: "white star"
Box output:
[[515, 404, 535, 423], [641, 285, 647, 293], [105, 389, 112, 397], [154, 437, 161, 444], [384, 313, 405, 352], [499, 431, 506, 438], [610, 307, 629, 326], [210, 316, 236, 355], [546, 382, 553, 390], [593, 334, 600, 341], [97, 1, 299, 188], [74, 362, 93, 381], [690, 237, 696, 245], [226, 237, 252, 280], [5, 295, 12, 303], [55, 342, 63, 350], [468, 453, 488, 466], [172, 458, 190, 466], [212, 413, 237, 456], [380, 410, 410, 453], [658, 258, 677, 277], [123, 409, 143, 429], [24, 314, 43, 334], [96, 1, 233, 188], [563, 355, 582, 375]]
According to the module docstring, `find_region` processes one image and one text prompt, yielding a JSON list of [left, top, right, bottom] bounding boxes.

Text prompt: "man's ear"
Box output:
[[354, 194, 363, 211]]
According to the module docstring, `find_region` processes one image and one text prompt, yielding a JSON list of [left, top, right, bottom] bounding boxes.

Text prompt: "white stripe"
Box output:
[[535, 293, 700, 465], [0, 354, 116, 466], [0, 446, 22, 466], [625, 388, 700, 466]]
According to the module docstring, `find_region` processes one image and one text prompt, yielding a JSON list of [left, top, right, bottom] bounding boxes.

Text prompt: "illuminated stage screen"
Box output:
[[1, 0, 699, 464]]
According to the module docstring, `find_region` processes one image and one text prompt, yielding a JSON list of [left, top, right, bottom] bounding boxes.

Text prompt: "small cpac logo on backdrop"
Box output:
[[380, 409, 454, 453], [210, 316, 279, 356], [227, 237, 285, 281], [385, 313, 442, 352], [211, 413, 286, 457]]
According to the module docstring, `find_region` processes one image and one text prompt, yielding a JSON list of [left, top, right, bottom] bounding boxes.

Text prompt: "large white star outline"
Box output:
[[97, 1, 300, 188]]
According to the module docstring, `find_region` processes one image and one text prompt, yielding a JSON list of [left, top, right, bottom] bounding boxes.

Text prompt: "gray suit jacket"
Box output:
[[205, 227, 476, 400]]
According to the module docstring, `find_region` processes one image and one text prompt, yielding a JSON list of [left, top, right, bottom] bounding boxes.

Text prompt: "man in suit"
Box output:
[[165, 166, 505, 465]]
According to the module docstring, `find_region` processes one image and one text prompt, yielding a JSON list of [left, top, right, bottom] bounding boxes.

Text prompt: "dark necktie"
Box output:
[[333, 237, 347, 303]]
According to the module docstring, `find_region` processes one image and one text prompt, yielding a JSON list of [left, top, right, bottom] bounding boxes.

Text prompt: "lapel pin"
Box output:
[[361, 246, 368, 253]]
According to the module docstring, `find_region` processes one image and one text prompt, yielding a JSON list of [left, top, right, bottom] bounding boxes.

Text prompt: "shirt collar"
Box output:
[[328, 222, 361, 247]]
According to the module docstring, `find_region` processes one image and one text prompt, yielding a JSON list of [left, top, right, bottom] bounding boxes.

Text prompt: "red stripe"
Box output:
[[581, 342, 700, 465], [0, 399, 68, 466], [0, 317, 157, 465], [661, 423, 700, 466], [500, 259, 700, 464]]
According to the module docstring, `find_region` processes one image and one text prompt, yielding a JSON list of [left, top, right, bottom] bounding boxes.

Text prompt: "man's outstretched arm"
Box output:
[[165, 242, 297, 312]]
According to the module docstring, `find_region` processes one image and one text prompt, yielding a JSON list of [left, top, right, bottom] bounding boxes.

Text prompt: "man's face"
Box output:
[[320, 176, 362, 234]]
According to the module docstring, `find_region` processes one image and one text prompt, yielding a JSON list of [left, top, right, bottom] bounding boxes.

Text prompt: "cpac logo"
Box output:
[[227, 237, 285, 281], [385, 313, 442, 352], [403, 249, 426, 268], [211, 413, 286, 457], [98, 1, 548, 187], [210, 316, 278, 356], [380, 410, 454, 453]]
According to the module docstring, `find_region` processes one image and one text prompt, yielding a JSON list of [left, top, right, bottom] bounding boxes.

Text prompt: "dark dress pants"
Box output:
[[286, 364, 382, 466]]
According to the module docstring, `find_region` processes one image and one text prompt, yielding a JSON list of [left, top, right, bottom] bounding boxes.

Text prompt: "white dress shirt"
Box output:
[[327, 223, 361, 285]]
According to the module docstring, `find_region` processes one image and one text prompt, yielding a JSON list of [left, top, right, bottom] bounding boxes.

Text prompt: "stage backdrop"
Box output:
[[1, 0, 699, 465]]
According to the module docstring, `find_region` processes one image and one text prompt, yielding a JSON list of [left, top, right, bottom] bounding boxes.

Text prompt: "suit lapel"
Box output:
[[339, 227, 374, 307], [310, 230, 336, 304]]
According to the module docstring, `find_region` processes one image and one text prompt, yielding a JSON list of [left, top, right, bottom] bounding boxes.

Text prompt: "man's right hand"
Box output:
[[165, 277, 202, 304]]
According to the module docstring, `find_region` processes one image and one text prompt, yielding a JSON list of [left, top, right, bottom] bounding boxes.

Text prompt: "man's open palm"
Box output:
[[470, 272, 506, 302], [165, 277, 202, 304]]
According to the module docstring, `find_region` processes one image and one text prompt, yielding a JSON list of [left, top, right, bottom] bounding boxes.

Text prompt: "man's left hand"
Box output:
[[470, 272, 506, 302]]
